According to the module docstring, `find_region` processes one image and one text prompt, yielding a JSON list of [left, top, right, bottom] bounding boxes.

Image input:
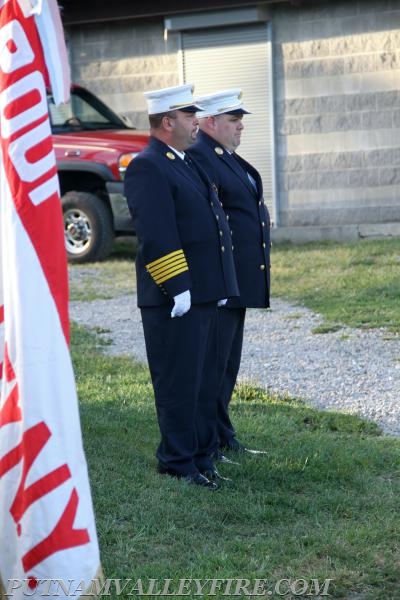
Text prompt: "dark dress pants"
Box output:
[[216, 307, 246, 447], [141, 302, 218, 476]]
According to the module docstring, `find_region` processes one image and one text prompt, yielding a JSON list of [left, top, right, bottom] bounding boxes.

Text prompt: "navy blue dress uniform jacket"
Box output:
[[189, 130, 271, 309], [124, 136, 239, 306], [123, 136, 239, 475]]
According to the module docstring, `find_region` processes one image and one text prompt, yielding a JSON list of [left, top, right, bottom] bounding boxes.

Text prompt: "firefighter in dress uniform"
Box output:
[[124, 84, 239, 490], [189, 89, 271, 456]]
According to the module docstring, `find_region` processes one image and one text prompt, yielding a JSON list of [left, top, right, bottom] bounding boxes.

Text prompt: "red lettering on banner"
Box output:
[[25, 132, 53, 164], [0, 422, 71, 523], [3, 87, 41, 120], [6, 38, 17, 53], [0, 382, 21, 425], [0, 356, 91, 571], [4, 342, 16, 381], [22, 488, 90, 572], [0, 344, 22, 425]]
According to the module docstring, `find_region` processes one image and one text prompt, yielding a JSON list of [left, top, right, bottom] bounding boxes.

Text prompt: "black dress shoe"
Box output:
[[157, 465, 219, 490], [202, 468, 232, 482], [212, 449, 240, 465], [157, 464, 179, 476], [184, 473, 219, 490], [221, 439, 268, 456]]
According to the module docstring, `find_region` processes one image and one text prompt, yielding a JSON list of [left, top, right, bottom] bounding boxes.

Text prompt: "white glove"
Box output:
[[171, 290, 191, 318], [217, 299, 228, 307]]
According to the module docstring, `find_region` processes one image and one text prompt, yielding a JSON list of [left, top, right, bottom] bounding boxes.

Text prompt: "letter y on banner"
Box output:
[[0, 1, 101, 597]]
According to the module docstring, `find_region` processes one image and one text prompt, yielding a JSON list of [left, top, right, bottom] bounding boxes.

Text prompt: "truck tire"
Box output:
[[62, 191, 114, 263]]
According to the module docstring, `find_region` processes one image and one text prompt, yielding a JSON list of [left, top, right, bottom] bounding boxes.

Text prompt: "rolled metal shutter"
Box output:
[[182, 24, 276, 217]]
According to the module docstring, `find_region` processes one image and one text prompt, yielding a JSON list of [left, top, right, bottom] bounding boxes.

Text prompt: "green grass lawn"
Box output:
[[271, 238, 400, 332], [70, 237, 400, 334], [68, 240, 136, 301], [70, 238, 400, 599]]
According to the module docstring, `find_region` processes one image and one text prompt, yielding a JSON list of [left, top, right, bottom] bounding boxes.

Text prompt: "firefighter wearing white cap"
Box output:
[[188, 88, 271, 456], [124, 84, 239, 490]]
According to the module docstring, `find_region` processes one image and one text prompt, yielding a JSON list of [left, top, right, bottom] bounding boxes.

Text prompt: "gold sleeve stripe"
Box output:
[[146, 249, 183, 269], [151, 259, 188, 282], [150, 256, 187, 279], [153, 265, 189, 284], [146, 249, 189, 284]]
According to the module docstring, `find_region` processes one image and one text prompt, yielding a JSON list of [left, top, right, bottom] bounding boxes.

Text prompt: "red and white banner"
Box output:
[[0, 0, 100, 597]]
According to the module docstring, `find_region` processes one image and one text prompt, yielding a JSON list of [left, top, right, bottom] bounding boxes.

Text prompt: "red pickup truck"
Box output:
[[49, 85, 149, 263]]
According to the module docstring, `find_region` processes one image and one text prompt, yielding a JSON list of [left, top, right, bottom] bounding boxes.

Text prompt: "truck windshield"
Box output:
[[48, 86, 132, 132]]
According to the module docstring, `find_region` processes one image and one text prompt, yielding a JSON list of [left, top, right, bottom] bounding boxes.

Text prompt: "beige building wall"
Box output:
[[273, 0, 400, 230], [66, 21, 181, 131], [66, 1, 400, 237]]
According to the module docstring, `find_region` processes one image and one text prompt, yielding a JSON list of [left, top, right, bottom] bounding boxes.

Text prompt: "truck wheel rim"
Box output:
[[64, 208, 91, 255]]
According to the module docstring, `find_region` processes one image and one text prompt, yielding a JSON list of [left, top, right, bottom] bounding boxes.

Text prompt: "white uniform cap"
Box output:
[[144, 83, 203, 115], [195, 88, 251, 118]]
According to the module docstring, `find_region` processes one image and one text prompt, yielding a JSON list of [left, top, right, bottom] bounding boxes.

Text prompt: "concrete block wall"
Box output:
[[65, 1, 400, 236], [66, 21, 180, 131], [273, 0, 400, 228]]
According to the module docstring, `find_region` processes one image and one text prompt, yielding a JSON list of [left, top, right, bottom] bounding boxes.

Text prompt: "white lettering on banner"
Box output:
[[9, 119, 54, 182], [0, 19, 33, 73], [29, 173, 59, 206], [0, 17, 59, 207], [0, 70, 47, 137], [0, 349, 90, 573]]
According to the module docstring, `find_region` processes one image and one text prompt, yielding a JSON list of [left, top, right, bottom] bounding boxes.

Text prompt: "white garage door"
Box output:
[[182, 23, 276, 218]]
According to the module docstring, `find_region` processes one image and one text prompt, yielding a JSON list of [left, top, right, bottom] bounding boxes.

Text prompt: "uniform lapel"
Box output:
[[187, 154, 214, 190], [227, 152, 259, 197], [199, 132, 257, 198], [153, 138, 207, 194], [233, 153, 262, 198], [180, 155, 210, 193]]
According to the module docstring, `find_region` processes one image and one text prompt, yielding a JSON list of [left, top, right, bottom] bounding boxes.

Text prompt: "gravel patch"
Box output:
[[70, 294, 400, 437]]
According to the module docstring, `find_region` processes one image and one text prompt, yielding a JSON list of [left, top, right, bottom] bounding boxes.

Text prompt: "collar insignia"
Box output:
[[166, 151, 176, 160], [214, 147, 224, 155]]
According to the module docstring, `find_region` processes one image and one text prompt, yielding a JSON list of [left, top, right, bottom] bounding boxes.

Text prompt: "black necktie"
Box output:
[[183, 154, 204, 185], [182, 154, 205, 192], [184, 154, 194, 168]]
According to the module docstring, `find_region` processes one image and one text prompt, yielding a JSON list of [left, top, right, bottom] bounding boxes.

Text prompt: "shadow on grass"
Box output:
[[72, 326, 400, 600]]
